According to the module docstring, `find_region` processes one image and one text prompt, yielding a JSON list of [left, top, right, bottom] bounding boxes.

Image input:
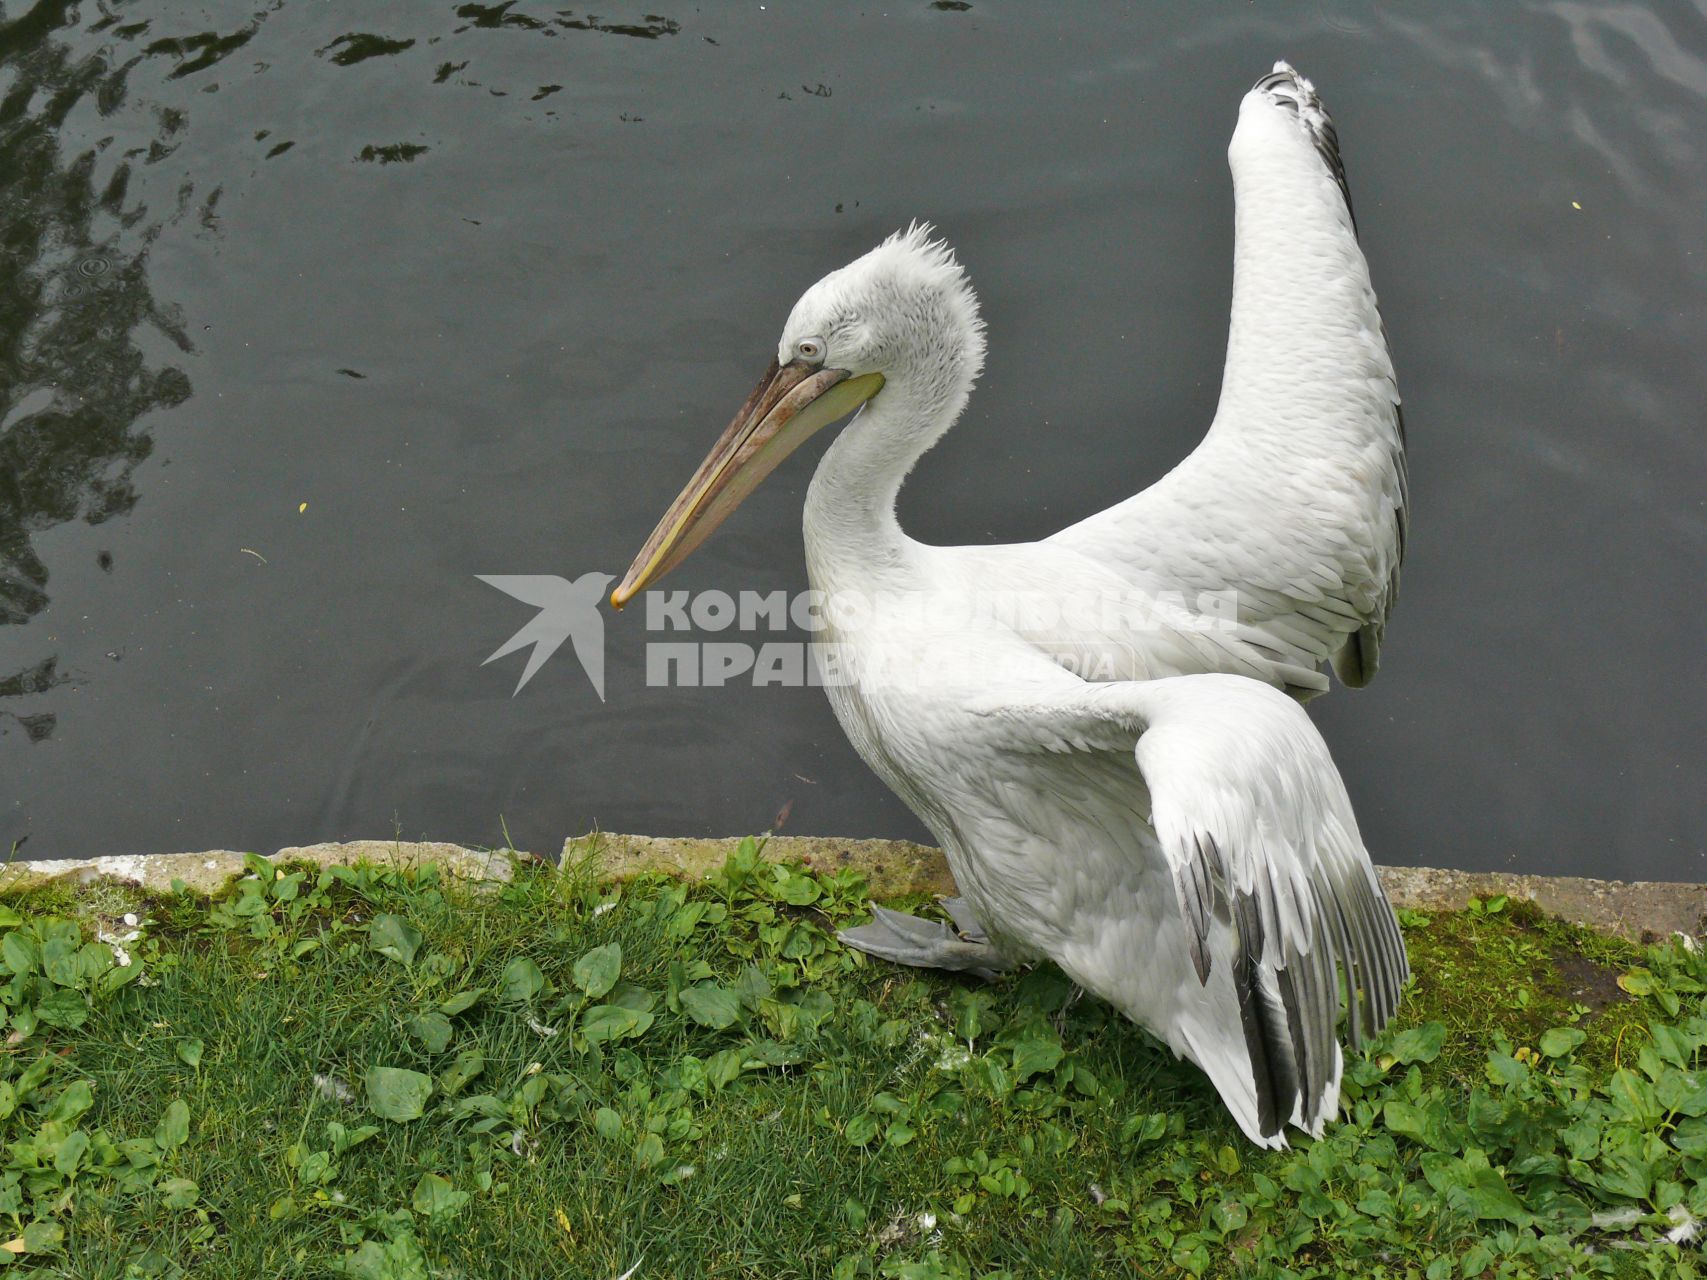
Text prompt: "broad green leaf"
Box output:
[[452, 1094, 507, 1121], [327, 1121, 381, 1153], [1011, 1038, 1064, 1081], [1485, 1051, 1528, 1089], [365, 1067, 433, 1122], [704, 1049, 745, 1090], [1387, 1022, 1446, 1065], [438, 989, 483, 1016], [579, 1005, 653, 1044], [1356, 1189, 1395, 1219], [51, 1128, 89, 1176], [759, 996, 799, 1042], [438, 1048, 484, 1096], [606, 983, 657, 1014], [294, 1148, 335, 1185], [777, 870, 820, 906], [1211, 1198, 1249, 1233], [968, 1056, 1013, 1099], [1608, 1067, 1663, 1127], [41, 920, 82, 986], [406, 1011, 453, 1054], [1593, 1130, 1656, 1200], [1539, 1027, 1586, 1058], [20, 1220, 64, 1253], [177, 1039, 204, 1070], [594, 1106, 625, 1141], [572, 944, 622, 1000], [48, 1079, 93, 1125], [1461, 1165, 1529, 1225], [98, 957, 145, 994], [1671, 1116, 1707, 1158], [734, 964, 773, 1010], [680, 984, 743, 1031], [332, 1231, 430, 1280], [1560, 1117, 1602, 1161], [1118, 1112, 1169, 1146], [34, 987, 89, 1030], [155, 1098, 190, 1150], [633, 1133, 665, 1168], [741, 1039, 803, 1067], [1618, 968, 1655, 996], [951, 991, 990, 1044], [844, 1112, 880, 1146], [158, 1176, 199, 1209], [367, 914, 422, 967], [499, 957, 545, 1003], [1421, 1151, 1530, 1225], [410, 1172, 470, 1218], [1648, 1022, 1689, 1067], [2, 929, 40, 976], [1383, 1098, 1428, 1143]]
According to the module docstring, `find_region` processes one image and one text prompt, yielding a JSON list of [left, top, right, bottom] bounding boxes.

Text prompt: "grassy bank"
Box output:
[[1, 845, 1703, 1278]]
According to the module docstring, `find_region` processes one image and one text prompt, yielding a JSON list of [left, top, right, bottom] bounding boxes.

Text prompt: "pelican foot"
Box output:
[[837, 899, 1011, 982]]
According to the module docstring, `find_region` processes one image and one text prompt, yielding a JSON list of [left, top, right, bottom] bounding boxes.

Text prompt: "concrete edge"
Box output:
[[1, 841, 515, 898], [5, 834, 1703, 942]]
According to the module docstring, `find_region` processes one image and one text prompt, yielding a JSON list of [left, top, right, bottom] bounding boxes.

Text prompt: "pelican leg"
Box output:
[[837, 902, 1013, 982], [939, 895, 989, 943]]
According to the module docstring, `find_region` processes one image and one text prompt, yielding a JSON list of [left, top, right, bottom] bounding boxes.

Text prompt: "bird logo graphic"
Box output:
[[476, 572, 616, 698]]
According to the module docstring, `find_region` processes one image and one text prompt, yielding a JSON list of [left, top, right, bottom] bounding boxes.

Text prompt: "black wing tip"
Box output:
[[1251, 60, 1357, 232], [1230, 890, 1312, 1142], [1253, 60, 1313, 97]]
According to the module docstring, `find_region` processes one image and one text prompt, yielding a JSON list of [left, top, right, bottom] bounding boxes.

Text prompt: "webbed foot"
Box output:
[[837, 897, 1011, 982]]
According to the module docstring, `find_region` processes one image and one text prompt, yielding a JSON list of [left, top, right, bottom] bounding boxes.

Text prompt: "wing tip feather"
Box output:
[[1250, 60, 1357, 233]]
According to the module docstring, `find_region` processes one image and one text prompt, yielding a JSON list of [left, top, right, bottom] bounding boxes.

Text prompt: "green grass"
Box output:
[[2, 846, 1705, 1278]]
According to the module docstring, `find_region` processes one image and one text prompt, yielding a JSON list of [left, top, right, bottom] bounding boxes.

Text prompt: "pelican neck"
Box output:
[[801, 385, 949, 595]]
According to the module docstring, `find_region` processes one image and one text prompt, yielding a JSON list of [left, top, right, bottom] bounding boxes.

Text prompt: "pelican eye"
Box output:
[[794, 337, 826, 365]]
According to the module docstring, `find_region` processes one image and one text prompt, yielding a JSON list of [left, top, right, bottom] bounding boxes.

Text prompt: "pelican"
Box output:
[[612, 63, 1408, 1148]]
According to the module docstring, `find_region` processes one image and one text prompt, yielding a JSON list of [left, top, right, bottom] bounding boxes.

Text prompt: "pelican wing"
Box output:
[[1048, 64, 1406, 687], [969, 671, 1407, 1144]]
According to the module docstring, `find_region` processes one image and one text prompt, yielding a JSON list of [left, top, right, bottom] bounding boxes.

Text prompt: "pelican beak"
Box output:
[[610, 359, 884, 608]]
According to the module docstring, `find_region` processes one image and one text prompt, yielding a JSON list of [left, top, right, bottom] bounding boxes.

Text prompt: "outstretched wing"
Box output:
[[968, 671, 1407, 1145], [1049, 64, 1407, 688]]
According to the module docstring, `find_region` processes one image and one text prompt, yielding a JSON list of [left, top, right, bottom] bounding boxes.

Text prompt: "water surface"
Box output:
[[2, 1, 1704, 880]]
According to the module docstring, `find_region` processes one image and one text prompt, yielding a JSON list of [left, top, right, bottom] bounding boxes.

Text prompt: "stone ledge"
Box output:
[[2, 841, 513, 897], [5, 835, 1703, 942], [560, 833, 954, 899]]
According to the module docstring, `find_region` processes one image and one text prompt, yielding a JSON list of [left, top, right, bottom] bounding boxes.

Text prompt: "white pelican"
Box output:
[[612, 63, 1408, 1148]]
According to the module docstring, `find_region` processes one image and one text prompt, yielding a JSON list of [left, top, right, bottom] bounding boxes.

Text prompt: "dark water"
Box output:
[[2, 1, 1704, 880]]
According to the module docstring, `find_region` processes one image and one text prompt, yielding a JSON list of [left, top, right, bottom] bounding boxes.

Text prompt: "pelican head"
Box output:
[[611, 224, 985, 607]]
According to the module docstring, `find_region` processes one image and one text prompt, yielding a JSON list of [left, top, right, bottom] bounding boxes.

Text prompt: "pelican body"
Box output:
[[614, 64, 1408, 1148]]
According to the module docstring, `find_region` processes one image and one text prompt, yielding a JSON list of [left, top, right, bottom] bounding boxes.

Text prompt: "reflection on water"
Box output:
[[0, 2, 194, 749], [0, 0, 1703, 878]]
